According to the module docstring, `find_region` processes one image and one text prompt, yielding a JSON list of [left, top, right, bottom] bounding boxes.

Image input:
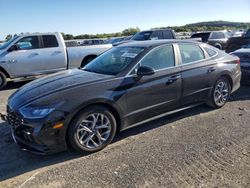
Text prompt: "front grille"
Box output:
[[7, 106, 22, 128]]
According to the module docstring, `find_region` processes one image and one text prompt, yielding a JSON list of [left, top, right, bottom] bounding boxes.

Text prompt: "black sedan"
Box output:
[[231, 46, 250, 83], [0, 40, 241, 154]]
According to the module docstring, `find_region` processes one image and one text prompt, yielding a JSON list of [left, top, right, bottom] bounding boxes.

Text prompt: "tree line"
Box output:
[[3, 21, 250, 41]]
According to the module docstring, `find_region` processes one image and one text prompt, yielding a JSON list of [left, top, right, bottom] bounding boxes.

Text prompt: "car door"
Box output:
[[178, 43, 218, 105], [40, 35, 67, 73], [6, 35, 44, 77], [124, 44, 182, 126]]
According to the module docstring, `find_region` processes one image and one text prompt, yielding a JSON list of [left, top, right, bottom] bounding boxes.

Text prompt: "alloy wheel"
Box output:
[[76, 113, 112, 149], [214, 80, 229, 106]]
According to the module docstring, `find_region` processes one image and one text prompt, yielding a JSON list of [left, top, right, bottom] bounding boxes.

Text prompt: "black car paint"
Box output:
[[6, 40, 241, 154]]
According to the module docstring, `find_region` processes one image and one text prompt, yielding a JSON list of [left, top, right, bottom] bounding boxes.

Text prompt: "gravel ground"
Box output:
[[0, 81, 250, 188]]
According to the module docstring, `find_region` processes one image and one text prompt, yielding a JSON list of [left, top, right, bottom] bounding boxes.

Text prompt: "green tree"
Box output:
[[122, 27, 140, 36], [5, 34, 13, 41]]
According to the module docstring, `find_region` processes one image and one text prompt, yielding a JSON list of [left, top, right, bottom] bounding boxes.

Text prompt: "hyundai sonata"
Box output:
[[0, 40, 241, 154]]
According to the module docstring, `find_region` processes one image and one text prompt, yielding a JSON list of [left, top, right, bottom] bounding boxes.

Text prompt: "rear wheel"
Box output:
[[68, 105, 117, 153], [0, 71, 7, 90], [207, 77, 231, 108]]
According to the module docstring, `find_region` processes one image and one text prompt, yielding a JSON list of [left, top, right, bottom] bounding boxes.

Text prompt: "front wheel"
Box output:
[[206, 77, 231, 108], [68, 105, 117, 154]]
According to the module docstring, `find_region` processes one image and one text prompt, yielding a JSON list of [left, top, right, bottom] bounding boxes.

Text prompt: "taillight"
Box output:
[[236, 59, 240, 65]]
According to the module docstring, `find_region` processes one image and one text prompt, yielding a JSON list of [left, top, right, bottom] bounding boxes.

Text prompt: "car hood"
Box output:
[[9, 69, 114, 109]]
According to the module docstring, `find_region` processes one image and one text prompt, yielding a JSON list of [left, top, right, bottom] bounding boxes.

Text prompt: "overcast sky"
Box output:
[[0, 0, 249, 40]]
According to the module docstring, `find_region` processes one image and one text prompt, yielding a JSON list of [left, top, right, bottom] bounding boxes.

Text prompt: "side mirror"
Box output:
[[7, 44, 18, 52], [137, 66, 155, 77]]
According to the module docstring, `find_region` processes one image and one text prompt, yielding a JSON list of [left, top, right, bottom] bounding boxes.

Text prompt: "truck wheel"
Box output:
[[206, 77, 231, 109], [68, 105, 117, 154], [0, 71, 7, 90], [215, 44, 222, 50]]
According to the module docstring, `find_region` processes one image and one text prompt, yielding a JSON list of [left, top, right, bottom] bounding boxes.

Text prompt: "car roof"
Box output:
[[118, 39, 201, 48]]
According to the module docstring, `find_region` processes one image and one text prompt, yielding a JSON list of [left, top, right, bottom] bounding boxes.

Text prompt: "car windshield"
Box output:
[[83, 46, 145, 75], [0, 36, 19, 50], [131, 31, 153, 41]]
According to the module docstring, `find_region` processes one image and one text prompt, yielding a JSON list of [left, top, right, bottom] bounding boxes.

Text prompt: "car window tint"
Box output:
[[140, 45, 175, 70], [16, 36, 39, 50], [163, 30, 174, 39], [150, 31, 163, 40], [210, 32, 225, 39], [204, 47, 217, 57], [179, 44, 205, 64], [42, 35, 59, 48]]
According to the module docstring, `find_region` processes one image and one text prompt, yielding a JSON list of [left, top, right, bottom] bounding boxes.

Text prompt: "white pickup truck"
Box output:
[[0, 32, 112, 89]]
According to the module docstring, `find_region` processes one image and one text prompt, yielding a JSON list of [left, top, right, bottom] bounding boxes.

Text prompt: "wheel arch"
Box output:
[[65, 100, 122, 147], [0, 66, 10, 78], [81, 54, 98, 67]]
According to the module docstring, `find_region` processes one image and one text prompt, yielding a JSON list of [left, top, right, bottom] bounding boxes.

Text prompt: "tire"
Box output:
[[68, 105, 117, 154], [215, 44, 222, 50], [0, 71, 7, 90], [206, 77, 231, 109]]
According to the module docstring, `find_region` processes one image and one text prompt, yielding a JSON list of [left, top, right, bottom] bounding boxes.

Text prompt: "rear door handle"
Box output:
[[166, 75, 181, 85], [208, 67, 216, 73], [54, 51, 62, 54]]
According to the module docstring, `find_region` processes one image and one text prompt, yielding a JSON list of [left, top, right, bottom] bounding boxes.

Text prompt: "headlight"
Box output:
[[19, 106, 55, 119]]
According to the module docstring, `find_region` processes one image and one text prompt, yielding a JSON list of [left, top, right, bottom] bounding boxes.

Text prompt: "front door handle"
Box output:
[[166, 75, 181, 85], [208, 67, 216, 73]]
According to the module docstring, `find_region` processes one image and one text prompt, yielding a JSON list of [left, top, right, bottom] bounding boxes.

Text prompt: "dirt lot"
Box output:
[[0, 81, 250, 188]]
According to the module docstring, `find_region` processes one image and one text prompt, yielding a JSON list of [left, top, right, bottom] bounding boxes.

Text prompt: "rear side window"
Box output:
[[210, 32, 225, 39], [204, 47, 217, 57], [16, 36, 39, 50], [179, 44, 205, 64], [150, 31, 164, 39], [163, 30, 174, 39], [140, 45, 175, 70], [42, 35, 59, 48]]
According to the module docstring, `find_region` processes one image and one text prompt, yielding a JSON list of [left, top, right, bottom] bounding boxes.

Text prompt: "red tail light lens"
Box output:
[[236, 59, 240, 64]]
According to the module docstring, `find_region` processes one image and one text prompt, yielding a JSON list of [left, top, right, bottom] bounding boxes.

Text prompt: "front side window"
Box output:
[[140, 45, 175, 70], [42, 35, 58, 48], [179, 44, 205, 64], [84, 46, 145, 75], [15, 36, 39, 50]]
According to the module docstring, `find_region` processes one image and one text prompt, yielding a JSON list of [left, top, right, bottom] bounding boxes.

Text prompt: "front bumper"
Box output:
[[0, 109, 68, 155]]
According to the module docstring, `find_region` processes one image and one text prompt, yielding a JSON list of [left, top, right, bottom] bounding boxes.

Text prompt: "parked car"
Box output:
[[113, 29, 176, 46], [0, 40, 241, 155], [191, 31, 231, 50], [65, 40, 79, 47], [82, 39, 105, 45], [225, 29, 250, 53], [231, 46, 250, 83], [105, 37, 126, 44], [0, 32, 112, 89]]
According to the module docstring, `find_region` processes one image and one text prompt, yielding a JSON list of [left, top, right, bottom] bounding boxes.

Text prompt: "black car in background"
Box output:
[[113, 29, 176, 46], [191, 31, 231, 50], [225, 29, 250, 53], [131, 29, 176, 40], [1, 40, 241, 155], [231, 45, 250, 83]]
